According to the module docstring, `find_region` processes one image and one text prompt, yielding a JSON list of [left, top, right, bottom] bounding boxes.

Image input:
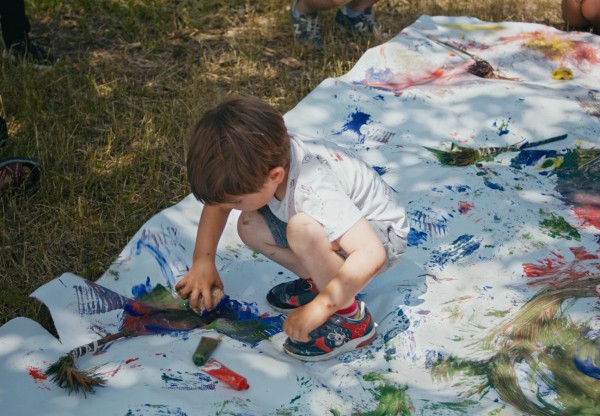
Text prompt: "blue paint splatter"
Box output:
[[135, 238, 176, 289], [457, 185, 470, 192], [445, 184, 471, 193], [336, 110, 371, 144], [408, 210, 448, 236], [429, 234, 481, 268], [510, 149, 558, 169], [574, 347, 600, 380], [372, 165, 390, 176], [384, 327, 403, 343], [493, 118, 510, 136], [132, 276, 152, 298], [483, 178, 505, 191], [74, 281, 129, 315], [407, 228, 427, 247]]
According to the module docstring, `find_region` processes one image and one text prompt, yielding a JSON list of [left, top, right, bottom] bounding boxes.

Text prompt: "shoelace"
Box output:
[[300, 14, 321, 38]]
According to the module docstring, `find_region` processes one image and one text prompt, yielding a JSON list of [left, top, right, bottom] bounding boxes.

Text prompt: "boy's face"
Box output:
[[220, 167, 285, 212]]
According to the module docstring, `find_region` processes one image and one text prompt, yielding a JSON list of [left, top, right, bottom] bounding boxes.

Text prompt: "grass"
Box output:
[[0, 0, 566, 333]]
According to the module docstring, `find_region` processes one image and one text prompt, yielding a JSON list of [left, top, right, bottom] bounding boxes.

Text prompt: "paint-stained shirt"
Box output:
[[267, 135, 409, 242]]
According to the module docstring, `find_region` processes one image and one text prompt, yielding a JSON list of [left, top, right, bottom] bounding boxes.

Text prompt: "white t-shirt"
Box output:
[[267, 135, 409, 242]]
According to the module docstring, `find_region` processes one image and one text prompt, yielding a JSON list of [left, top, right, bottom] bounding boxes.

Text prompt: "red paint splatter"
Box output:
[[522, 249, 600, 286], [573, 205, 600, 230], [125, 357, 139, 364], [361, 67, 448, 95], [522, 251, 566, 277], [27, 366, 47, 381], [571, 42, 600, 66], [458, 201, 475, 214], [570, 246, 599, 260]]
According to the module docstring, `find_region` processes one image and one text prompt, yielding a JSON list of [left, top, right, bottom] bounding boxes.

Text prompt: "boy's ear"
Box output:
[[268, 166, 285, 184]]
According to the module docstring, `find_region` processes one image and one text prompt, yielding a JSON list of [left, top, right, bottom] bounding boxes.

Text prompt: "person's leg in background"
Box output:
[[0, 0, 56, 67], [290, 0, 380, 50], [562, 0, 600, 32]]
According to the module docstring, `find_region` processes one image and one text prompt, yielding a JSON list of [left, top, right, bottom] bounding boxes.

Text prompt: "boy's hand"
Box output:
[[175, 261, 223, 312], [283, 297, 333, 342]]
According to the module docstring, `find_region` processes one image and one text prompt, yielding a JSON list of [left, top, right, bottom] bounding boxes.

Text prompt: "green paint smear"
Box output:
[[360, 384, 412, 416], [485, 309, 510, 318], [421, 399, 479, 412], [430, 276, 600, 415], [539, 209, 580, 241], [329, 409, 341, 416], [363, 372, 387, 383]]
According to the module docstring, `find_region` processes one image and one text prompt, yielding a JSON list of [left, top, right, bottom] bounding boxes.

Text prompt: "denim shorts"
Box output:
[[258, 205, 406, 273]]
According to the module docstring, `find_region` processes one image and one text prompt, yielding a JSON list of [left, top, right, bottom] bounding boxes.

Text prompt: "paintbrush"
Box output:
[[424, 134, 568, 166], [426, 35, 516, 79]]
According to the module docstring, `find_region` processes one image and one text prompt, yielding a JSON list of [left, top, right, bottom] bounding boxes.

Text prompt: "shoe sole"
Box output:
[[266, 297, 295, 314], [283, 326, 377, 362]]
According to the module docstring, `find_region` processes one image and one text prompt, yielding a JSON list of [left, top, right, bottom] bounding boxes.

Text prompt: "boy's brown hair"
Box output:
[[187, 96, 290, 205]]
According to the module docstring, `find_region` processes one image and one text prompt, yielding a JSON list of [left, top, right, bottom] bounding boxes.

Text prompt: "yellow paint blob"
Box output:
[[552, 67, 573, 80]]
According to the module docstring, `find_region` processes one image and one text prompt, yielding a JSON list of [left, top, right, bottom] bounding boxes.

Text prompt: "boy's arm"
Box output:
[[283, 218, 387, 342], [175, 204, 231, 311]]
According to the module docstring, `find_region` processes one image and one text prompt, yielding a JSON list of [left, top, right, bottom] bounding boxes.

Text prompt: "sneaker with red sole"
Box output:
[[266, 278, 319, 313], [282, 302, 376, 361]]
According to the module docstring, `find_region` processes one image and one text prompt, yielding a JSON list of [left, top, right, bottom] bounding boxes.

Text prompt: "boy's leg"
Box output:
[[0, 0, 30, 48], [581, 0, 600, 27], [238, 208, 320, 312], [562, 0, 589, 28], [285, 212, 347, 301], [238, 209, 309, 279], [282, 213, 406, 361], [294, 0, 347, 14]]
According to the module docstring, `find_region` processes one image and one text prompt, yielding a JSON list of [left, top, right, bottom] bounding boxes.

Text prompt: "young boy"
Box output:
[[175, 96, 408, 361]]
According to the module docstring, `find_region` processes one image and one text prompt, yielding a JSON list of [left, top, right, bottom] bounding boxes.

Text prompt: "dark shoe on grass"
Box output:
[[290, 0, 324, 50], [4, 39, 56, 68], [0, 158, 41, 194], [335, 7, 380, 38]]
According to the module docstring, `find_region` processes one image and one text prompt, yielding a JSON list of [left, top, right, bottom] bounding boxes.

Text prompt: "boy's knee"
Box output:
[[287, 213, 327, 249], [237, 211, 263, 246]]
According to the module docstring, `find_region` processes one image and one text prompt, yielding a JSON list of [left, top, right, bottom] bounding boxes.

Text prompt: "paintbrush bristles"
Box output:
[[46, 354, 106, 395], [424, 144, 483, 166]]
